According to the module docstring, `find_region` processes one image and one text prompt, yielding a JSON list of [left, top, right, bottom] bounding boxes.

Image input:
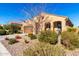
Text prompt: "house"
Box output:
[[21, 13, 73, 34]]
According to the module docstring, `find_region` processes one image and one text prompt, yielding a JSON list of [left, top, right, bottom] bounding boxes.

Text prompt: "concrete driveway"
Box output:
[[0, 34, 26, 56], [0, 42, 11, 56]]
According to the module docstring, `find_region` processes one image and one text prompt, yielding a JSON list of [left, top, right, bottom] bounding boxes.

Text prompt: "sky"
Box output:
[[0, 3, 79, 26]]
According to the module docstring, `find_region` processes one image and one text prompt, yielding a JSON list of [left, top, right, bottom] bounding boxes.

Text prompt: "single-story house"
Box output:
[[21, 13, 73, 34]]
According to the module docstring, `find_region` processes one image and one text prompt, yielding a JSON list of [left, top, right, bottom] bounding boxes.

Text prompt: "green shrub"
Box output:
[[38, 30, 58, 44], [5, 31, 10, 35], [67, 27, 77, 32], [61, 31, 79, 50], [25, 40, 29, 43], [0, 26, 3, 29], [8, 38, 18, 45], [28, 34, 37, 40], [0, 29, 6, 35], [5, 37, 9, 40], [3, 24, 22, 34], [23, 42, 66, 56]]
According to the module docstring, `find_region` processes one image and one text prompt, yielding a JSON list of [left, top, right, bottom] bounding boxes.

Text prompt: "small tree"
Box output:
[[3, 23, 22, 34]]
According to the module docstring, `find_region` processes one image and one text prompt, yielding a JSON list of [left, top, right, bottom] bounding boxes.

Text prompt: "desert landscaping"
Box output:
[[0, 3, 79, 56], [0, 27, 79, 56]]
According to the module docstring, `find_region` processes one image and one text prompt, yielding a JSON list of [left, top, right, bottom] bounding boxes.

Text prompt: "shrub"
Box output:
[[38, 30, 58, 44], [28, 34, 37, 40], [0, 29, 6, 35], [61, 31, 79, 50], [3, 24, 22, 34], [5, 30, 10, 35], [23, 36, 30, 43], [25, 40, 29, 43], [23, 42, 66, 56], [67, 27, 77, 32], [0, 26, 3, 29], [15, 35, 22, 39], [8, 38, 18, 45], [5, 37, 9, 40]]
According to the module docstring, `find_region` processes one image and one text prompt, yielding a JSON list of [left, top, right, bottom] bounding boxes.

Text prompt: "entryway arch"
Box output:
[[45, 22, 51, 30], [53, 21, 62, 31]]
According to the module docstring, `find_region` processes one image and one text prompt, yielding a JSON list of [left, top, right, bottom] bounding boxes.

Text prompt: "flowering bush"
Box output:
[[15, 35, 22, 39]]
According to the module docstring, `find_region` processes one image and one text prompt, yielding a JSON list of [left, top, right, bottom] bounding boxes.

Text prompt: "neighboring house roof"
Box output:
[[9, 21, 22, 25], [0, 24, 3, 26]]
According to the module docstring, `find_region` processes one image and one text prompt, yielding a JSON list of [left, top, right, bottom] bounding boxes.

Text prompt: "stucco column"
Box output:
[[33, 22, 36, 34], [39, 24, 42, 32], [23, 26, 25, 33], [62, 20, 66, 32], [21, 24, 24, 34], [42, 22, 45, 31], [51, 22, 53, 31]]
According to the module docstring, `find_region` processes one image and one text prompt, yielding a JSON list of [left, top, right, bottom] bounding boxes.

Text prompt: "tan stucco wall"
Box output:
[[21, 20, 34, 34], [38, 14, 67, 32], [21, 13, 72, 34]]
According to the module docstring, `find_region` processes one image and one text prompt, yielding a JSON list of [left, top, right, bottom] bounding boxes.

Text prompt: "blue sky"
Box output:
[[0, 3, 79, 26]]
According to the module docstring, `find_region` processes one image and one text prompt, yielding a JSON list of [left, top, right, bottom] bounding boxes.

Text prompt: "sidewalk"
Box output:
[[0, 42, 11, 56]]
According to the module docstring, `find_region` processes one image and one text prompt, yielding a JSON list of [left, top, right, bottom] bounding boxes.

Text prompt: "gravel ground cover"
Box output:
[[0, 39, 38, 56], [1, 39, 79, 56]]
